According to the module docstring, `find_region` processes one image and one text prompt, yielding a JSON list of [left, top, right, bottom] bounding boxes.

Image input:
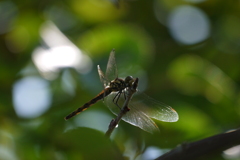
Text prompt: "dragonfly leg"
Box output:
[[113, 91, 122, 109]]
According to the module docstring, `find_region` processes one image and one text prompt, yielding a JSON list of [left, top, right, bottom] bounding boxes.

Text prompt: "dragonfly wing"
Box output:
[[131, 92, 179, 122], [106, 49, 118, 81], [122, 103, 160, 133], [104, 92, 159, 133], [97, 65, 108, 87]]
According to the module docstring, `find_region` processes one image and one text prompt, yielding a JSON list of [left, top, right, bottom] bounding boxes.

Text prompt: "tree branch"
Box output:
[[156, 128, 240, 160], [105, 78, 139, 138]]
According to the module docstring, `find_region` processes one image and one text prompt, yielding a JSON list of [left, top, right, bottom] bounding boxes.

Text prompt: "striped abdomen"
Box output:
[[64, 88, 112, 120]]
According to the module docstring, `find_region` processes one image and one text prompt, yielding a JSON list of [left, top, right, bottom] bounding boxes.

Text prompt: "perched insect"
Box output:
[[65, 49, 179, 133]]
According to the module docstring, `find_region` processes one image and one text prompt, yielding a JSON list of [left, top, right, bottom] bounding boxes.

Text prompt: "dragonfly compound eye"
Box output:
[[125, 76, 134, 86]]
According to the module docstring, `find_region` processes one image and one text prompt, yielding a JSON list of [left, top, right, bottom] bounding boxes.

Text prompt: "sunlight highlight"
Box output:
[[32, 21, 92, 80]]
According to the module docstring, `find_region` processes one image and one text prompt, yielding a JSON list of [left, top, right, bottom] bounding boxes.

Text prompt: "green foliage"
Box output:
[[1, 0, 240, 159]]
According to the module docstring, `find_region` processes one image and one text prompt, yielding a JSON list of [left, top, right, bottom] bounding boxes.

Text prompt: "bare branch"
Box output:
[[105, 78, 139, 138], [156, 128, 240, 160]]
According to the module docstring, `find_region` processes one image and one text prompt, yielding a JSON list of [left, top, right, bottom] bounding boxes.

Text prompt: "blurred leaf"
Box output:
[[56, 128, 124, 160], [1, 0, 240, 160], [168, 54, 237, 101], [77, 23, 155, 67], [71, 0, 127, 23]]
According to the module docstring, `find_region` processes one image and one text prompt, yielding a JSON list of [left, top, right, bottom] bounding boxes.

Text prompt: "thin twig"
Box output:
[[156, 128, 240, 160], [105, 78, 139, 138]]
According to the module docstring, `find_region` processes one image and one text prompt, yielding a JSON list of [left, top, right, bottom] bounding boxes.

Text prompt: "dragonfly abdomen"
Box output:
[[64, 88, 112, 120]]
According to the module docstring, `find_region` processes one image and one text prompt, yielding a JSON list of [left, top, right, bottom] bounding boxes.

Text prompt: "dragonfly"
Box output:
[[65, 49, 179, 133]]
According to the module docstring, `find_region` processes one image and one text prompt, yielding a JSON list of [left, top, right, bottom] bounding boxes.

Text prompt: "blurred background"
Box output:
[[1, 0, 240, 159]]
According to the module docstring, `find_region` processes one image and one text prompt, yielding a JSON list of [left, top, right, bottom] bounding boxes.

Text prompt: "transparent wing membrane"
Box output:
[[130, 93, 179, 122], [97, 65, 108, 87], [104, 90, 178, 133], [106, 49, 118, 81]]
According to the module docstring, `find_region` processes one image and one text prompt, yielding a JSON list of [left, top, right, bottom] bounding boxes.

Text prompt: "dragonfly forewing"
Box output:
[[105, 49, 118, 81], [98, 65, 108, 88], [130, 93, 179, 122], [104, 90, 178, 133]]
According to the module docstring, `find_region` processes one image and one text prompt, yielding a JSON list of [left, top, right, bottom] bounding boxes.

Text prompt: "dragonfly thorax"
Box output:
[[109, 78, 126, 92]]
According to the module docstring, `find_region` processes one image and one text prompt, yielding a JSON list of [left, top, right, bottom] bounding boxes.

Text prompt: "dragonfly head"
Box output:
[[124, 76, 135, 87]]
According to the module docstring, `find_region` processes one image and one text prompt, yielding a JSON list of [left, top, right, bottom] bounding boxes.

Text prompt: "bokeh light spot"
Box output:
[[168, 5, 210, 45], [13, 77, 51, 118], [223, 145, 240, 159]]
